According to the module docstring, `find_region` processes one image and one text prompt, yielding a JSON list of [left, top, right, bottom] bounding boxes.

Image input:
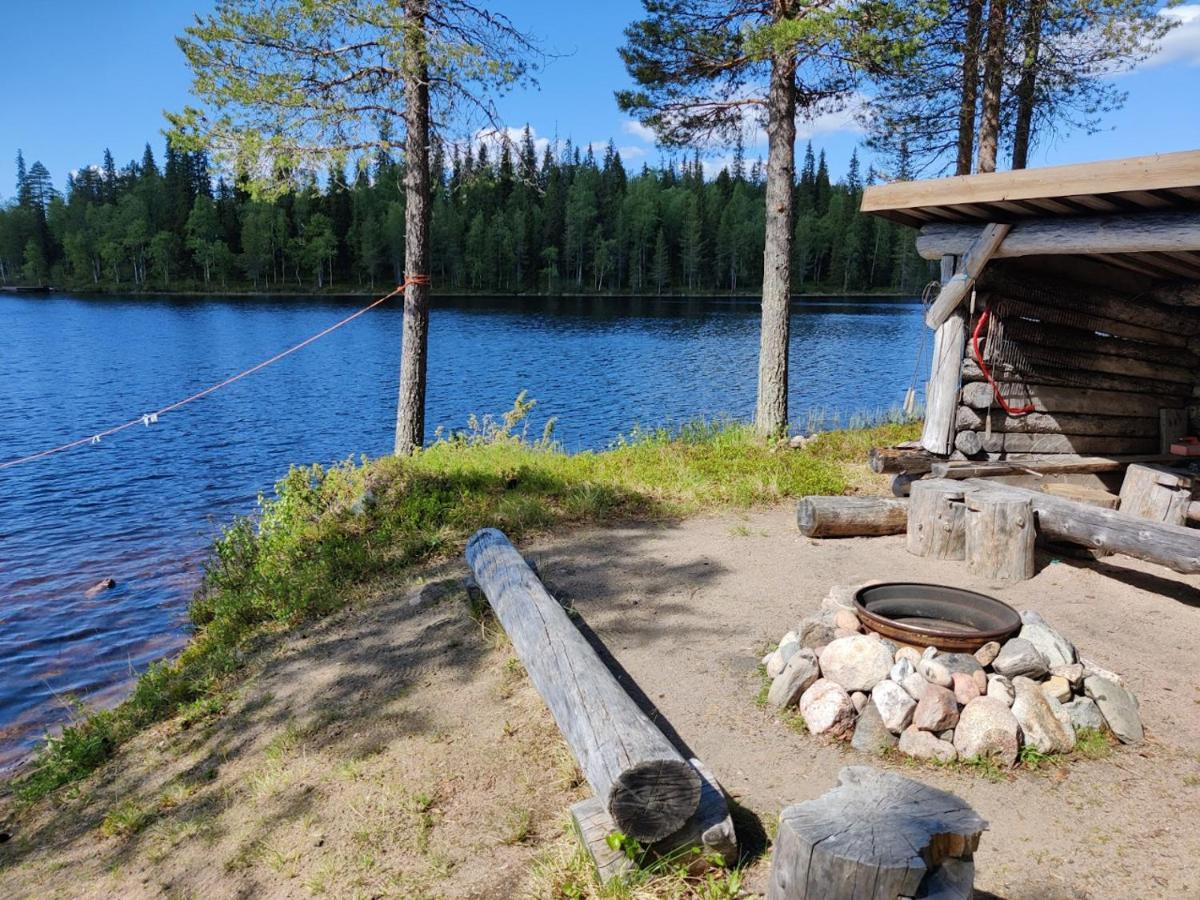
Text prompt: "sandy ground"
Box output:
[[2, 504, 1199, 898]]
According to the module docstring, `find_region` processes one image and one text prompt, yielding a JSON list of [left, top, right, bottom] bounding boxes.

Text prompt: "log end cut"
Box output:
[[607, 758, 703, 843]]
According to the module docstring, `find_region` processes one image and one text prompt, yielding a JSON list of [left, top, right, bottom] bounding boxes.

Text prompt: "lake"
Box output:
[[0, 292, 924, 768]]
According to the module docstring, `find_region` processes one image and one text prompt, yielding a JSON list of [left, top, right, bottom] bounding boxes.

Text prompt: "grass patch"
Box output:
[[9, 397, 917, 803], [99, 800, 154, 839], [1073, 727, 1114, 760], [1018, 745, 1065, 771]]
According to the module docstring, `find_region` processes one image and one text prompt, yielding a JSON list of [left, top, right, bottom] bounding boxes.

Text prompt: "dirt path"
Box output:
[[3, 505, 1199, 898]]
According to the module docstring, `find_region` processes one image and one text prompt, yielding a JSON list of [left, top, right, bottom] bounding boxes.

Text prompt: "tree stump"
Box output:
[[906, 481, 968, 560], [1118, 463, 1195, 525], [768, 767, 986, 900], [965, 491, 1036, 583], [796, 496, 909, 538]]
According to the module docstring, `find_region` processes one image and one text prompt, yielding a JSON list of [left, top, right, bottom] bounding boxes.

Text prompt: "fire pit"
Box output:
[[854, 583, 1021, 653]]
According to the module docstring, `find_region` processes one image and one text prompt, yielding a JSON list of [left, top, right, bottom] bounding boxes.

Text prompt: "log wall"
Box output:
[[950, 263, 1200, 458]]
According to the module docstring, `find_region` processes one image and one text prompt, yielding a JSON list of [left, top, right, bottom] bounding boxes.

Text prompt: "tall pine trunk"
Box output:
[[754, 46, 796, 438], [394, 0, 432, 455], [1010, 0, 1044, 169], [956, 0, 984, 175], [976, 0, 1007, 173]]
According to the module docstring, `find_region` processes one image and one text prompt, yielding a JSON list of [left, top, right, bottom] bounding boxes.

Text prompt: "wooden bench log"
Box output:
[[965, 491, 1036, 583], [907, 481, 967, 560], [962, 480, 1200, 573], [768, 767, 986, 900], [931, 454, 1180, 479], [465, 528, 702, 842], [1040, 483, 1120, 509], [796, 496, 909, 538], [571, 757, 738, 884], [869, 446, 935, 475], [1119, 464, 1196, 526]]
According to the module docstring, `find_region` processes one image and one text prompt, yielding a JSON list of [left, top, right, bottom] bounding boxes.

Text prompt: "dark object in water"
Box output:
[[85, 577, 117, 597], [854, 582, 1021, 652]]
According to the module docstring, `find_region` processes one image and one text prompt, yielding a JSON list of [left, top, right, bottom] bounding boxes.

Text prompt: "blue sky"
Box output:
[[2, 0, 1198, 201]]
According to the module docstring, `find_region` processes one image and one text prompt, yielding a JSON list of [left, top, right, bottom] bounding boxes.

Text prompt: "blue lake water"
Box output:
[[0, 292, 923, 768]]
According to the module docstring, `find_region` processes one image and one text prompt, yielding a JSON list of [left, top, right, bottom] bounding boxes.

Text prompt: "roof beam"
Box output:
[[925, 223, 1011, 328], [915, 212, 1200, 261]]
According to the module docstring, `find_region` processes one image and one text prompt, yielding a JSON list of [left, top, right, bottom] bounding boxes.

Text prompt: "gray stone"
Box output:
[[913, 684, 960, 732], [818, 634, 894, 693], [876, 637, 900, 657], [1084, 675, 1143, 745], [1018, 618, 1077, 668], [954, 696, 1020, 767], [986, 674, 1015, 707], [872, 679, 917, 734], [834, 627, 861, 641], [938, 653, 985, 678], [799, 678, 856, 737], [900, 672, 931, 702], [850, 700, 898, 756], [1050, 663, 1084, 687], [952, 671, 981, 706], [1020, 609, 1045, 625], [971, 669, 988, 696], [889, 658, 915, 683], [851, 691, 869, 713], [922, 645, 939, 660], [1081, 657, 1125, 686], [1012, 677, 1076, 753], [767, 649, 821, 708], [992, 638, 1050, 679], [1042, 676, 1072, 704], [821, 585, 857, 613], [895, 646, 922, 667], [766, 649, 787, 679], [898, 726, 958, 763], [936, 729, 956, 742], [1062, 696, 1105, 732], [974, 641, 1001, 667], [917, 658, 953, 688], [796, 616, 838, 651]]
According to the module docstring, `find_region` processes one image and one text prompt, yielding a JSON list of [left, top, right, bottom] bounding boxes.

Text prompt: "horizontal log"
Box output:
[[979, 290, 1190, 349], [954, 431, 1160, 455], [932, 454, 1181, 479], [796, 496, 909, 537], [963, 480, 1200, 573], [868, 446, 936, 475], [993, 317, 1199, 373], [465, 529, 700, 841], [1150, 281, 1200, 307], [962, 358, 1191, 400], [917, 212, 1200, 261], [955, 406, 1159, 438], [960, 381, 1167, 418]]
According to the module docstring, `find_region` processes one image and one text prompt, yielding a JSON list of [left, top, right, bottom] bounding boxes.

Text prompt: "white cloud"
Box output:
[[796, 98, 867, 139], [1140, 5, 1200, 69], [621, 120, 658, 143], [469, 125, 550, 159]]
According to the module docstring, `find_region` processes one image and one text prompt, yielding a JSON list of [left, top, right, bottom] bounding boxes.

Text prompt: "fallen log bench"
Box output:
[[796, 496, 909, 538], [464, 528, 737, 877], [768, 767, 986, 900]]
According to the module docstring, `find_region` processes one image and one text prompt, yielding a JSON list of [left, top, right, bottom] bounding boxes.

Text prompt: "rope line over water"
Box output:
[[0, 277, 429, 471]]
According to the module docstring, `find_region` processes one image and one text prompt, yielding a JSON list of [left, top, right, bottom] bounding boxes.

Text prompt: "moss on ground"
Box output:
[[9, 397, 917, 803]]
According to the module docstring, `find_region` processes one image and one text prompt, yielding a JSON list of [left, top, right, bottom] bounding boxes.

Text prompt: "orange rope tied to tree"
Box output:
[[0, 277, 429, 471]]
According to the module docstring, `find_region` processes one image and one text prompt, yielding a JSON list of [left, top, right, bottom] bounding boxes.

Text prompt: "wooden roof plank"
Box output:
[[861, 150, 1200, 218]]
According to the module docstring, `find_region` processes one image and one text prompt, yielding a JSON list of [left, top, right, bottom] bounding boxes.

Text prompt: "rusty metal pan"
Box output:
[[854, 582, 1022, 652]]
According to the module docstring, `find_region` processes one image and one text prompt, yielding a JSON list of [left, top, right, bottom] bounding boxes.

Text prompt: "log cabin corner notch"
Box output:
[[860, 150, 1200, 459]]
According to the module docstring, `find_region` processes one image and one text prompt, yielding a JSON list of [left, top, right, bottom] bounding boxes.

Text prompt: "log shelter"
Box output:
[[860, 151, 1200, 470]]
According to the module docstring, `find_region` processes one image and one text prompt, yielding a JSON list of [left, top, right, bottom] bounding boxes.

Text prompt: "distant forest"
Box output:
[[1, 129, 930, 296]]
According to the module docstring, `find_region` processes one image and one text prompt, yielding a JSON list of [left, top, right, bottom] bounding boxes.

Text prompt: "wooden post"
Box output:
[[465, 529, 703, 842], [921, 256, 967, 456], [868, 446, 935, 475], [768, 766, 986, 900], [965, 491, 1036, 583], [907, 480, 968, 560], [796, 496, 909, 537], [963, 480, 1200, 573], [1118, 463, 1196, 525]]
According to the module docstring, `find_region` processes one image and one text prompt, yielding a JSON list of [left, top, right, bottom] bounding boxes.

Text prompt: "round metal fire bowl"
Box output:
[[854, 582, 1022, 652]]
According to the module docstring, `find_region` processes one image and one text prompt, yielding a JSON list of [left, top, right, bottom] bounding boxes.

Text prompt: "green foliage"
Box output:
[[1073, 727, 1114, 760], [10, 400, 913, 802], [0, 134, 929, 294]]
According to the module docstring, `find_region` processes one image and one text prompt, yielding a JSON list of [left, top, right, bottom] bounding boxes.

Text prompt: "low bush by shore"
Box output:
[[8, 400, 917, 804]]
